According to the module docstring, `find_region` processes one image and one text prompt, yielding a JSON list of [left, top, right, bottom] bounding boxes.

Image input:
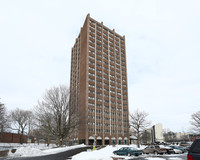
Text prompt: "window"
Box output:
[[89, 102, 95, 106], [97, 38, 101, 43], [89, 39, 94, 44], [89, 50, 95, 55], [89, 67, 95, 71], [89, 90, 95, 94], [96, 53, 102, 58], [104, 88, 109, 92], [103, 46, 108, 50], [90, 25, 95, 29], [97, 104, 102, 108], [89, 84, 95, 88], [110, 80, 115, 83], [110, 90, 115, 94], [89, 29, 95, 34], [103, 41, 108, 46], [97, 98, 102, 102], [97, 92, 102, 96], [103, 56, 108, 61], [104, 72, 109, 76], [96, 75, 101, 79], [88, 96, 95, 100], [89, 44, 95, 50], [110, 85, 115, 89], [96, 80, 102, 84], [97, 29, 101, 34], [103, 51, 108, 55], [89, 78, 95, 82], [97, 69, 102, 73], [88, 108, 95, 112], [97, 33, 101, 39], [89, 34, 95, 39], [97, 59, 102, 63], [109, 45, 114, 49], [104, 67, 108, 70], [89, 72, 95, 76], [96, 86, 102, 90], [89, 55, 95, 60], [110, 69, 115, 73]]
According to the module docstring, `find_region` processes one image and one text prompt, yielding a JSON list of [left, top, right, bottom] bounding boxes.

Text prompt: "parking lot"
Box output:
[[129, 153, 187, 160]]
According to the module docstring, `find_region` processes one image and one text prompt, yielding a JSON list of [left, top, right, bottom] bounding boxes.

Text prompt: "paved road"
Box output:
[[0, 147, 92, 160]]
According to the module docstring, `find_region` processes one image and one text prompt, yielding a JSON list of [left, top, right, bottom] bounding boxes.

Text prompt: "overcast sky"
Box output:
[[0, 0, 200, 132]]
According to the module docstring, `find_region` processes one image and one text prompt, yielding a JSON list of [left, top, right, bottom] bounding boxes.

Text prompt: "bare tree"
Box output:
[[190, 111, 200, 134], [141, 130, 151, 144], [130, 110, 151, 148], [163, 129, 176, 143], [27, 111, 36, 137], [34, 85, 76, 146], [10, 108, 32, 144], [0, 100, 9, 132]]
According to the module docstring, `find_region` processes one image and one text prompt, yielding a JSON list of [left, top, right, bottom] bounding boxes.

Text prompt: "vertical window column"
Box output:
[[119, 39, 124, 137]]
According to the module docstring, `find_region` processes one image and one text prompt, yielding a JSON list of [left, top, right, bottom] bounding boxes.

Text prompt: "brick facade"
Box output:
[[70, 14, 129, 145], [0, 132, 27, 143]]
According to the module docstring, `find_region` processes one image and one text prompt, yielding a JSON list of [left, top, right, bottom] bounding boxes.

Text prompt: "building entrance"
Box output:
[[105, 140, 109, 145], [88, 139, 94, 145], [97, 140, 102, 145]]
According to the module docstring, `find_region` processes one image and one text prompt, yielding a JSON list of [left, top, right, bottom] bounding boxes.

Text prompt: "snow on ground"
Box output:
[[7, 144, 86, 157], [72, 144, 145, 160], [1, 143, 186, 159], [72, 145, 187, 160], [0, 143, 56, 151]]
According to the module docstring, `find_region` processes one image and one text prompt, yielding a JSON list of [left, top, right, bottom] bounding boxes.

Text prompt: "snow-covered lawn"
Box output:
[[0, 143, 56, 151], [7, 143, 86, 157]]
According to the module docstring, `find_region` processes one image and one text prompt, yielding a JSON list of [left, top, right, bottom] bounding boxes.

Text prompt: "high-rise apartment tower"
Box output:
[[70, 14, 129, 145]]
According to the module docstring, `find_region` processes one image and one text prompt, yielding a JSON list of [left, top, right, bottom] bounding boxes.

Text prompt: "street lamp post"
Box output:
[[93, 134, 96, 150]]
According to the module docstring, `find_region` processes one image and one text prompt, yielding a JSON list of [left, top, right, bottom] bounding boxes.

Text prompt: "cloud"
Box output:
[[0, 0, 200, 132]]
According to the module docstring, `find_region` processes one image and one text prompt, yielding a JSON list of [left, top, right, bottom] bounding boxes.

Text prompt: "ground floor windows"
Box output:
[[76, 137, 129, 145]]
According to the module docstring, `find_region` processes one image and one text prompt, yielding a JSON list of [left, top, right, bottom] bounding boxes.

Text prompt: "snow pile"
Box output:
[[72, 145, 115, 160], [72, 144, 143, 160], [8, 144, 86, 157]]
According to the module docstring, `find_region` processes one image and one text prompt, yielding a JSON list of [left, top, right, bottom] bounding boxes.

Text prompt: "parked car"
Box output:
[[187, 138, 200, 160], [173, 148, 182, 154], [164, 146, 175, 154], [169, 145, 186, 153], [143, 145, 167, 155], [113, 147, 142, 156]]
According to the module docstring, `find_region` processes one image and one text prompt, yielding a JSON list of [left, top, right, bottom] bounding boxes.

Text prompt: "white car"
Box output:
[[173, 149, 182, 154]]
